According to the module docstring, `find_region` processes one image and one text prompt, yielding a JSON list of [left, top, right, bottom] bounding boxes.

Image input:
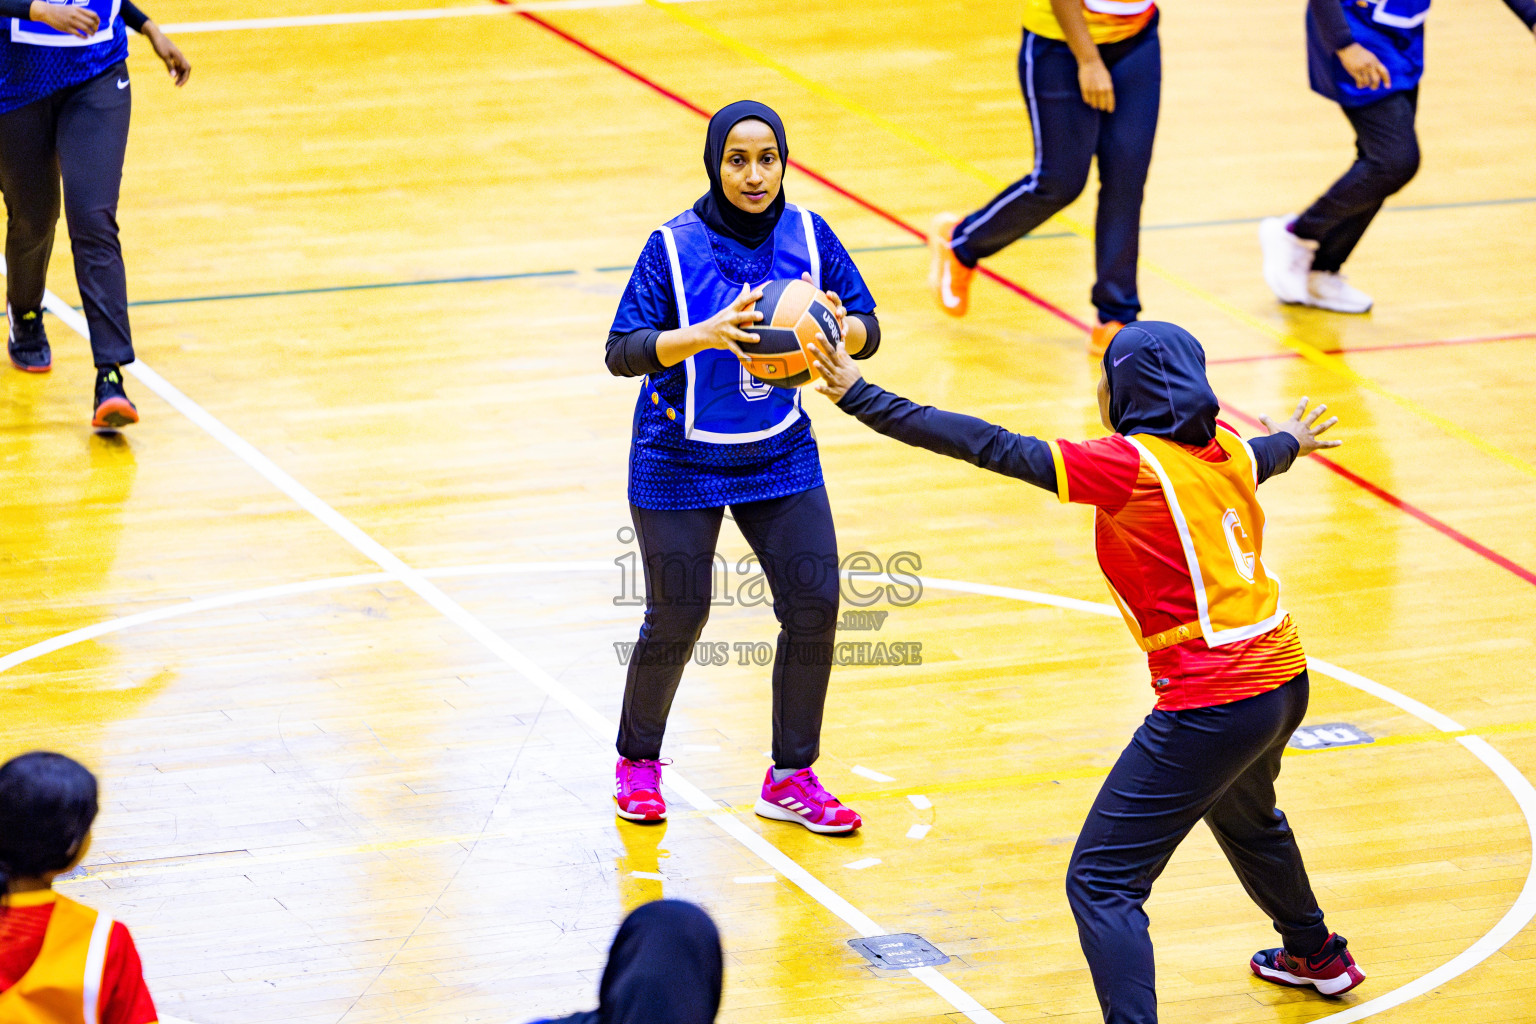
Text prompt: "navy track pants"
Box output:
[[951, 20, 1160, 325], [1067, 672, 1333, 1023]]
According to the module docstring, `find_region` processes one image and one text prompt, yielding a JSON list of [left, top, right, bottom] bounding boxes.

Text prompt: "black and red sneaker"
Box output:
[[1251, 933, 1365, 996], [8, 305, 51, 372], [92, 365, 139, 430]]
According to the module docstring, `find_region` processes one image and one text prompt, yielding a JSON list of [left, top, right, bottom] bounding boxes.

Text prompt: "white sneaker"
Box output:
[[1306, 271, 1373, 313], [1259, 216, 1316, 305]]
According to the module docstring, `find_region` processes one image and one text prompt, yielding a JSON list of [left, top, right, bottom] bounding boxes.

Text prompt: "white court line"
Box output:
[[8, 285, 1534, 1020], [7, 562, 1534, 1021], [159, 0, 707, 34], [27, 288, 1005, 1024]]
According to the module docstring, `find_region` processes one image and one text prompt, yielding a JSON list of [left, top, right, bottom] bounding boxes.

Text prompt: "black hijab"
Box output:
[[692, 100, 788, 250], [1101, 321, 1221, 447], [538, 900, 723, 1024]]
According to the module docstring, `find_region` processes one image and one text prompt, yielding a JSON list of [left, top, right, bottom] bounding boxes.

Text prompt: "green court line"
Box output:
[[11, 193, 1531, 317]]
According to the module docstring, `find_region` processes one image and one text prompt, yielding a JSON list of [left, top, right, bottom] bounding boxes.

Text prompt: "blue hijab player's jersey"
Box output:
[[657, 206, 817, 444], [1309, 0, 1428, 105], [622, 205, 830, 510], [2, 0, 128, 114]]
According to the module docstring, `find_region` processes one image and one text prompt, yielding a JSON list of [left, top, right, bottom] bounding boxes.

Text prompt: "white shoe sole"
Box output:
[[614, 798, 665, 822], [1252, 960, 1364, 995], [1304, 294, 1373, 314], [1259, 217, 1311, 305], [754, 796, 858, 834]]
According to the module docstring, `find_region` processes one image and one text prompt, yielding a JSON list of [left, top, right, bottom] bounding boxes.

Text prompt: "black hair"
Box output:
[[0, 751, 99, 904]]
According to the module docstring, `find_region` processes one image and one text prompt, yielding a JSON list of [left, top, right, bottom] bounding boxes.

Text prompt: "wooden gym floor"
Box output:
[[3, 1, 1535, 1022]]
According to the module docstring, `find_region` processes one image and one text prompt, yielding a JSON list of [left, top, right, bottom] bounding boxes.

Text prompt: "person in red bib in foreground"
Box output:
[[0, 752, 158, 1024], [810, 320, 1363, 1022]]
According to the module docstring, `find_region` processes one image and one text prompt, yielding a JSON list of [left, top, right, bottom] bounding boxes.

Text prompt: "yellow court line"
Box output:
[[640, 0, 1536, 484]]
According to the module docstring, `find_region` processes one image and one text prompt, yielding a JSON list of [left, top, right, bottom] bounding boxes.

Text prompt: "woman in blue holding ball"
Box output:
[[604, 100, 880, 834]]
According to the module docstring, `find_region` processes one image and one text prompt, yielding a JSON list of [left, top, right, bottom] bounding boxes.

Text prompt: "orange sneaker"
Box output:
[[929, 214, 974, 318], [1088, 319, 1123, 360]]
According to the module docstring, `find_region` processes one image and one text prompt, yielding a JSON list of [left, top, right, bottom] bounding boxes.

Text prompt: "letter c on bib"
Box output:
[[1222, 508, 1256, 584]]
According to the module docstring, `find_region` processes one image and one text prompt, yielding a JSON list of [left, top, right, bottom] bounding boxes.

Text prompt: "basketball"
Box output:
[[740, 278, 843, 388]]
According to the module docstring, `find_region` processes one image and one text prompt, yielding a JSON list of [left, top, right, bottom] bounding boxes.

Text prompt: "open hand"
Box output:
[[30, 0, 98, 37], [145, 24, 191, 86], [1260, 397, 1341, 457], [695, 283, 761, 366], [808, 331, 861, 402], [1337, 43, 1390, 90]]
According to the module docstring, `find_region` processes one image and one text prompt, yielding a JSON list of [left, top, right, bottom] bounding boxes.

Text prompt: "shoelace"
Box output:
[[791, 768, 840, 806], [620, 758, 667, 792]]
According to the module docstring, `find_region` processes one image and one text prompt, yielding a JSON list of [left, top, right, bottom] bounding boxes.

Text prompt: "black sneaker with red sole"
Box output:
[[92, 365, 139, 430], [8, 306, 51, 372]]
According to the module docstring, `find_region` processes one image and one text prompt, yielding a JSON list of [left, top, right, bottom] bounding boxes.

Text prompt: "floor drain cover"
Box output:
[[1289, 723, 1374, 749], [849, 933, 950, 970]]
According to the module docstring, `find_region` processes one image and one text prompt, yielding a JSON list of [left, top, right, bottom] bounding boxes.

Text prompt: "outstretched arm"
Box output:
[[811, 336, 1058, 493], [1255, 397, 1340, 480]]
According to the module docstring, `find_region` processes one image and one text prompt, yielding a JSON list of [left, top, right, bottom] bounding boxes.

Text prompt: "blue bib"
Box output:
[[656, 205, 822, 444], [2, 0, 128, 114], [1308, 0, 1427, 105], [10, 0, 121, 47]]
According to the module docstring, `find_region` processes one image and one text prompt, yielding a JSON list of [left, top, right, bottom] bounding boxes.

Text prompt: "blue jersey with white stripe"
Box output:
[[1308, 0, 1427, 105], [659, 207, 816, 444], [612, 205, 874, 510], [1, 0, 128, 114]]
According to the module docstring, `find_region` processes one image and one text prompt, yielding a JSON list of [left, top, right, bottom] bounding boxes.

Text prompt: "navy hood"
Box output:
[[1101, 321, 1220, 446], [596, 900, 722, 1024]]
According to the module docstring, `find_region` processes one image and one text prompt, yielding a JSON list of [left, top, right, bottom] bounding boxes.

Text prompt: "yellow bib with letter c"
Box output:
[[1123, 428, 1285, 648]]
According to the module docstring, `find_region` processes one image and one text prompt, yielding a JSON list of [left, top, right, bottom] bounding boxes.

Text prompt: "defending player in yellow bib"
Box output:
[[1124, 427, 1287, 648]]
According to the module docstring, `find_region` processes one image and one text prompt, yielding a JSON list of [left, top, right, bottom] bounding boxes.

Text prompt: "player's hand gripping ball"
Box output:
[[739, 278, 842, 388]]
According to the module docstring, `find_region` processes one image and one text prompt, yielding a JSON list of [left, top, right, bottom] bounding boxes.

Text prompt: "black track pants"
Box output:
[[1066, 672, 1332, 1023], [0, 62, 134, 367], [617, 486, 840, 770]]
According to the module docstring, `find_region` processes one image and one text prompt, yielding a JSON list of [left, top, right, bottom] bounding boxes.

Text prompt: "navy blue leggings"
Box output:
[[617, 486, 839, 770], [1292, 89, 1420, 273], [951, 19, 1161, 325], [1067, 672, 1332, 1024]]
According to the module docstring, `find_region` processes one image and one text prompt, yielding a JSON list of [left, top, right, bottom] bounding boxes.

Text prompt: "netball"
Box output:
[[740, 278, 842, 388]]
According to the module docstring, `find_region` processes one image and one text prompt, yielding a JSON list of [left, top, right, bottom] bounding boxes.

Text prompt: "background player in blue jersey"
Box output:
[[1260, 0, 1536, 312], [0, 0, 189, 428], [604, 100, 880, 835]]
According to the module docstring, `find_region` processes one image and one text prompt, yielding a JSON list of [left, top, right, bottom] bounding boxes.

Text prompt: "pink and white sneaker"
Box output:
[[614, 757, 667, 822], [754, 766, 862, 834]]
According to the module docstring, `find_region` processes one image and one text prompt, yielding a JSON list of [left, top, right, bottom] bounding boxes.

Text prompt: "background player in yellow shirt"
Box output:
[[931, 0, 1160, 357]]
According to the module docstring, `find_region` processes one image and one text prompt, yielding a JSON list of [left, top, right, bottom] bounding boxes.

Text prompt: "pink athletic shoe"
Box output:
[[614, 757, 666, 822], [754, 766, 862, 834]]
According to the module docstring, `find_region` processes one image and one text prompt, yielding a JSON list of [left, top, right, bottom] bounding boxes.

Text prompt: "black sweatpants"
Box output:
[[1066, 672, 1331, 1024], [618, 486, 840, 770], [950, 19, 1161, 325], [1292, 89, 1420, 274], [0, 62, 135, 367]]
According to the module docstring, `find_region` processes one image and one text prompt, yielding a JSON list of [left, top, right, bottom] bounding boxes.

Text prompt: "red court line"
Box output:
[[1208, 331, 1536, 366], [521, 10, 1536, 592], [1221, 409, 1536, 588], [517, 10, 1090, 332]]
